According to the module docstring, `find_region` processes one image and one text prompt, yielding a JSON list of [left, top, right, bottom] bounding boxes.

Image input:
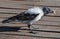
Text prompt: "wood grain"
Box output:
[[0, 0, 60, 39]]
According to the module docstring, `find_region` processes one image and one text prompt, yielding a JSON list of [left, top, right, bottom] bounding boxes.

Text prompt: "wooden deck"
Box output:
[[0, 0, 60, 39]]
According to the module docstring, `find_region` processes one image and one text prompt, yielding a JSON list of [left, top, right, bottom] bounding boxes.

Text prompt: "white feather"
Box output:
[[23, 7, 44, 25], [25, 7, 43, 14]]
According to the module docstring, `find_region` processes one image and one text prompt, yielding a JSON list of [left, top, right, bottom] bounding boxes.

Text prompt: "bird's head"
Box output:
[[42, 7, 56, 16]]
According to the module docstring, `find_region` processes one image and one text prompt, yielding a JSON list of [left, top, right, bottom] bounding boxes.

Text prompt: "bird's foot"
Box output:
[[29, 29, 38, 34], [28, 27, 39, 34], [28, 25, 39, 34]]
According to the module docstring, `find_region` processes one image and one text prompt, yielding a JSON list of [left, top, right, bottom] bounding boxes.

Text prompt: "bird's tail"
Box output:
[[2, 16, 17, 23]]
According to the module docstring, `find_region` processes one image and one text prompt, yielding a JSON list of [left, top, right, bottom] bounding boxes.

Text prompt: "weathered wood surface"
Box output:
[[0, 0, 60, 39]]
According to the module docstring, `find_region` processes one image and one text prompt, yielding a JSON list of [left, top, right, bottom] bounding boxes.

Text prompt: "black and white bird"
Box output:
[[2, 6, 56, 33]]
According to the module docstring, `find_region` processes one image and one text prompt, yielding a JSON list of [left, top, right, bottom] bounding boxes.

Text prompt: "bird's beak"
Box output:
[[51, 10, 56, 15]]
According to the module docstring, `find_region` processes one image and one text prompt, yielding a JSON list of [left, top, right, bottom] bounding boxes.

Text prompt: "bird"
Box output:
[[2, 6, 56, 33]]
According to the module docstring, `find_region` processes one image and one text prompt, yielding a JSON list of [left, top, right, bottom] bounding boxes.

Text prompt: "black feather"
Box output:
[[2, 16, 17, 23], [2, 12, 39, 23]]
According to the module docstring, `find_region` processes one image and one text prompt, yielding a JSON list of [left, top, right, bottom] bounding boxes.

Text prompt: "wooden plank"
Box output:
[[0, 31, 60, 38], [0, 1, 33, 8], [0, 22, 60, 32], [0, 34, 50, 39], [0, 9, 25, 13], [0, 5, 32, 10], [0, 1, 60, 8], [0, 14, 16, 17]]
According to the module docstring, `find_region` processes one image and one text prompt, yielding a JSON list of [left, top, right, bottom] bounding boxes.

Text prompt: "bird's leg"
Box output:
[[28, 24, 33, 33], [28, 24, 30, 30], [28, 25, 37, 34]]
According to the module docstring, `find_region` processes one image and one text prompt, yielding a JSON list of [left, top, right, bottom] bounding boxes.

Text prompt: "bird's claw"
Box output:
[[29, 30, 37, 34]]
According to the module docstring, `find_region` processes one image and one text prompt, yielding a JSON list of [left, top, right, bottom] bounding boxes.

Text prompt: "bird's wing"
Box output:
[[15, 12, 39, 21], [2, 11, 39, 23]]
